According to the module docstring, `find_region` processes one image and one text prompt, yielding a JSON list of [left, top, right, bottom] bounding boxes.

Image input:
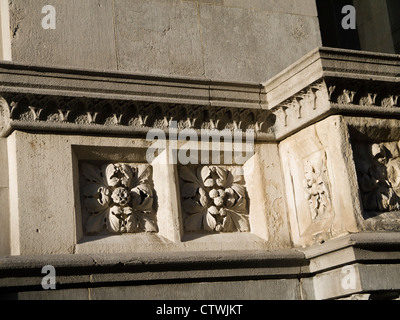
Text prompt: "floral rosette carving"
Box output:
[[80, 163, 157, 234], [180, 166, 249, 233]]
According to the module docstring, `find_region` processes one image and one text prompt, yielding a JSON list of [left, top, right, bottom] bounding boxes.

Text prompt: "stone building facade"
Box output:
[[0, 0, 400, 300]]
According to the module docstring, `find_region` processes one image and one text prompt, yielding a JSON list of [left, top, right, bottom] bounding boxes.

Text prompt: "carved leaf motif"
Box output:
[[132, 164, 152, 186], [185, 210, 207, 232], [107, 206, 124, 233], [181, 183, 199, 199], [125, 211, 140, 233], [180, 165, 250, 233], [214, 167, 233, 188], [81, 163, 104, 184], [230, 191, 247, 215], [86, 210, 107, 234], [180, 166, 203, 187], [83, 184, 110, 213], [131, 183, 153, 211], [105, 163, 134, 188], [204, 212, 217, 232], [183, 198, 204, 214], [81, 162, 157, 235], [226, 210, 250, 232]]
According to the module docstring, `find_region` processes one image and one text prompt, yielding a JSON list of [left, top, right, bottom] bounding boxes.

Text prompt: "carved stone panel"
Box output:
[[79, 162, 157, 235], [303, 154, 333, 221], [179, 165, 249, 233], [279, 116, 360, 247], [353, 141, 400, 216]]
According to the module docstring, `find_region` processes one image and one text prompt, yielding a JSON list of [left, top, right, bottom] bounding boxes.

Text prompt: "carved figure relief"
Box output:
[[80, 163, 157, 234], [355, 143, 400, 213], [303, 155, 332, 220], [179, 166, 249, 233]]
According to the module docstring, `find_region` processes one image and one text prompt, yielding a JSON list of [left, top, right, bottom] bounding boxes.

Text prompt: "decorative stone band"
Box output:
[[0, 92, 273, 139], [0, 61, 274, 139], [2, 48, 400, 141], [265, 47, 400, 140], [270, 78, 400, 139]]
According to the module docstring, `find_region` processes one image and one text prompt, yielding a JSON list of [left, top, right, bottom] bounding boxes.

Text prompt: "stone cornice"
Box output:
[[2, 48, 400, 141], [0, 250, 307, 292], [264, 47, 400, 140], [0, 61, 266, 108], [0, 61, 272, 139]]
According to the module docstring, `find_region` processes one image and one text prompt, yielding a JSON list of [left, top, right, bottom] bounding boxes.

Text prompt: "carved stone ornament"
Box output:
[[327, 79, 400, 108], [0, 93, 273, 136], [354, 142, 400, 213], [272, 80, 329, 128], [80, 163, 157, 234], [271, 78, 400, 130], [179, 166, 249, 233], [303, 156, 332, 221]]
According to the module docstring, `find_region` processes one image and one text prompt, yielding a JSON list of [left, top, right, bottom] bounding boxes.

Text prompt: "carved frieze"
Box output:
[[80, 163, 157, 234], [271, 78, 400, 134], [0, 93, 273, 136], [327, 78, 400, 108], [272, 80, 329, 128], [179, 165, 249, 233]]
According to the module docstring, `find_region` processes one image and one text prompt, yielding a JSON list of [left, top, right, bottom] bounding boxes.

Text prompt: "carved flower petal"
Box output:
[[231, 183, 246, 199], [215, 167, 234, 188], [131, 184, 154, 211], [225, 188, 237, 208], [85, 210, 107, 234], [136, 164, 152, 183], [198, 188, 211, 207], [125, 213, 140, 233], [106, 206, 124, 233], [199, 166, 211, 183], [203, 212, 217, 232], [105, 164, 134, 188], [83, 184, 111, 212]]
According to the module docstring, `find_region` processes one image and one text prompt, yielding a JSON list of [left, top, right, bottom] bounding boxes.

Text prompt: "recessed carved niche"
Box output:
[[353, 141, 400, 216], [79, 162, 158, 235], [347, 117, 400, 231], [179, 165, 250, 234]]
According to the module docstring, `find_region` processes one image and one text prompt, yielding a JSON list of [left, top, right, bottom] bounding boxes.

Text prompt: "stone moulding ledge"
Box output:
[[2, 47, 400, 142], [0, 61, 274, 139], [1, 233, 400, 299], [0, 250, 308, 292], [264, 47, 400, 140]]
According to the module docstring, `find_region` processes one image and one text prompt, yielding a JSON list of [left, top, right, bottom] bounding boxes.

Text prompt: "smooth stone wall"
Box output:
[[7, 0, 322, 82]]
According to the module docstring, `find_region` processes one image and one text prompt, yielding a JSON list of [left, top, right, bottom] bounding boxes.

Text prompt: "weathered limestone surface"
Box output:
[[1, 0, 400, 300], [6, 0, 322, 82], [1, 47, 400, 300]]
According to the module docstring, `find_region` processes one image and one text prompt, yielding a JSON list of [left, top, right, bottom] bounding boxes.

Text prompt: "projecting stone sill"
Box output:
[[74, 233, 274, 255]]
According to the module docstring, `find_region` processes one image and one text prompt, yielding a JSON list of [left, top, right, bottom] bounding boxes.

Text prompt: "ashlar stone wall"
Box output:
[[5, 0, 321, 82]]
